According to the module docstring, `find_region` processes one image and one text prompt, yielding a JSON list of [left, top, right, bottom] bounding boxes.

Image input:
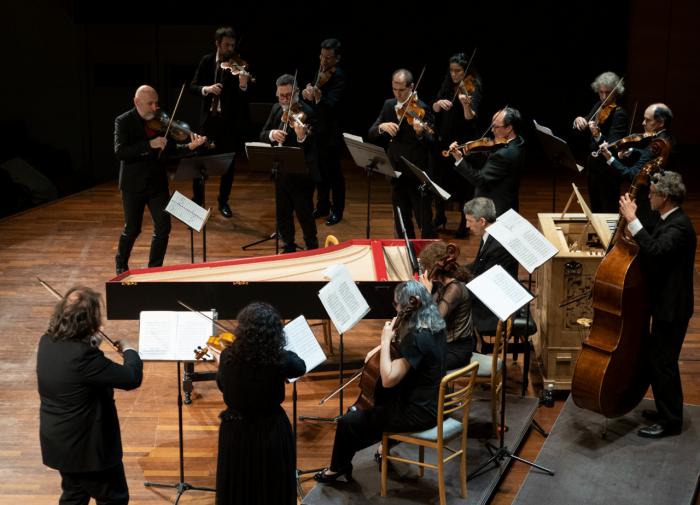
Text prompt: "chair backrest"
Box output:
[[437, 361, 480, 437]]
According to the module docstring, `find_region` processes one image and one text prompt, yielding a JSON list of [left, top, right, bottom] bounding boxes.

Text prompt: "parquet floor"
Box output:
[[0, 159, 698, 504]]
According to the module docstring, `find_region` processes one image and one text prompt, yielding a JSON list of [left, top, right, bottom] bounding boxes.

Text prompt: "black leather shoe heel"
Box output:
[[314, 465, 353, 483]]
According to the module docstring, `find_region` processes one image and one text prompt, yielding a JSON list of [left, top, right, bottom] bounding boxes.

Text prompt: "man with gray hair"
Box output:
[[619, 171, 695, 438], [463, 197, 518, 334]]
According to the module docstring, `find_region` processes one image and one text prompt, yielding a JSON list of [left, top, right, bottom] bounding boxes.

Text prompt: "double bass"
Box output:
[[571, 138, 671, 418]]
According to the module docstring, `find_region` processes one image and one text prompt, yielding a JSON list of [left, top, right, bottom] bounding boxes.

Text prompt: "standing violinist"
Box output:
[[260, 73, 319, 253], [368, 69, 436, 239], [431, 53, 482, 238], [448, 107, 524, 216], [302, 38, 347, 226], [599, 103, 673, 226], [573, 71, 628, 213], [618, 171, 695, 438], [314, 280, 446, 483], [190, 26, 251, 218], [114, 85, 206, 274]]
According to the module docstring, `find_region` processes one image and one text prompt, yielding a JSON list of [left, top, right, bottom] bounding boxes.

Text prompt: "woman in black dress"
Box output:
[[419, 241, 475, 370], [314, 280, 446, 482], [215, 302, 305, 505]]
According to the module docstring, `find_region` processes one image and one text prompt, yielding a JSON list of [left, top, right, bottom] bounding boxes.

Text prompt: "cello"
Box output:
[[571, 137, 671, 418]]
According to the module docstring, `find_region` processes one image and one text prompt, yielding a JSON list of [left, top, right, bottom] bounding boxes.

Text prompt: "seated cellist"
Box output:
[[314, 280, 446, 482]]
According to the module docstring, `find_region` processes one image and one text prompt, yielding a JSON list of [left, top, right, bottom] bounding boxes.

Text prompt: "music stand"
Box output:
[[533, 120, 582, 212], [243, 143, 307, 254], [170, 152, 233, 262], [343, 134, 399, 238], [400, 155, 451, 237]]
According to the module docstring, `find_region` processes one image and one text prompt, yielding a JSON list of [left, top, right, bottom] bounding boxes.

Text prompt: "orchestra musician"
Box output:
[[599, 103, 674, 226], [463, 197, 518, 335], [618, 171, 695, 438], [448, 107, 524, 216], [114, 85, 206, 274], [190, 26, 251, 218], [260, 73, 319, 253], [419, 241, 475, 370], [215, 302, 305, 504], [368, 69, 436, 239], [37, 287, 142, 505], [431, 52, 482, 237], [302, 38, 347, 226], [314, 280, 446, 482], [573, 71, 629, 213]]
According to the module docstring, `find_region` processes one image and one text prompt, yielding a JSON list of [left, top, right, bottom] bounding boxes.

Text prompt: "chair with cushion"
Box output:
[[380, 361, 480, 505]]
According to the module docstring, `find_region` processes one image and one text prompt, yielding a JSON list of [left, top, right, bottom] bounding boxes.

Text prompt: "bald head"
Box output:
[[643, 102, 673, 134], [134, 85, 159, 120]]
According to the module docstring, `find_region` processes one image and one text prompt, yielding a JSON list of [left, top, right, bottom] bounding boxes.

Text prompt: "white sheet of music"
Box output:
[[467, 265, 533, 322], [318, 264, 370, 334], [165, 191, 210, 232], [488, 209, 559, 273], [284, 315, 327, 382], [138, 311, 214, 361]]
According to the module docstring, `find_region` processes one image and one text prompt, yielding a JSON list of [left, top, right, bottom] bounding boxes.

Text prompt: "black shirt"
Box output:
[[397, 327, 446, 417]]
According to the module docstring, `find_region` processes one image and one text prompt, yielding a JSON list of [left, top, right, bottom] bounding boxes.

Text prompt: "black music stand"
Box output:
[[533, 120, 581, 212], [170, 152, 233, 262], [292, 380, 324, 498], [243, 143, 307, 254], [401, 155, 451, 237], [343, 134, 398, 238]]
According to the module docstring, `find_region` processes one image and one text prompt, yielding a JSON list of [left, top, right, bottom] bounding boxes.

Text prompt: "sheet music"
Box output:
[[342, 132, 363, 142], [165, 191, 211, 232], [284, 315, 327, 382], [467, 265, 534, 322], [318, 264, 370, 334], [138, 311, 214, 361], [488, 209, 558, 273]]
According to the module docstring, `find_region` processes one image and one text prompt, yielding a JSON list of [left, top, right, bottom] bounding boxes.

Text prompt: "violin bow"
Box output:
[[451, 47, 477, 103], [396, 65, 426, 129], [36, 277, 120, 352], [158, 83, 186, 159], [176, 300, 235, 334], [628, 100, 639, 135], [588, 77, 624, 122]]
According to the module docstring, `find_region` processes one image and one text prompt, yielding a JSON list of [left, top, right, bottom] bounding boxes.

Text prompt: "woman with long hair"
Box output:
[[215, 302, 305, 505]]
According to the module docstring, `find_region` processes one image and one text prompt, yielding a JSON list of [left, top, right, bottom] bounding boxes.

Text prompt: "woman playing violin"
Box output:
[[431, 53, 482, 238], [572, 71, 629, 213], [315, 280, 446, 483]]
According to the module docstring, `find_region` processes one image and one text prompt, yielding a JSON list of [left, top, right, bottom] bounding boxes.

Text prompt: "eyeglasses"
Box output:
[[278, 92, 293, 99]]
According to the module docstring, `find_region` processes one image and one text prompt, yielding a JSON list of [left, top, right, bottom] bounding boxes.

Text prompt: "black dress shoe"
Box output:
[[637, 423, 681, 438], [312, 208, 330, 219], [326, 213, 342, 226], [314, 465, 353, 483], [219, 203, 233, 218], [641, 409, 662, 422], [116, 265, 129, 275], [282, 244, 298, 254]]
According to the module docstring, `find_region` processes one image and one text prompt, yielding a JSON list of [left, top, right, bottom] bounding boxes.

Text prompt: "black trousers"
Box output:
[[59, 463, 129, 505], [433, 154, 473, 222], [194, 116, 240, 206], [647, 318, 689, 428], [116, 187, 171, 269], [315, 143, 345, 216], [391, 182, 435, 238], [275, 173, 318, 252], [587, 155, 621, 213]]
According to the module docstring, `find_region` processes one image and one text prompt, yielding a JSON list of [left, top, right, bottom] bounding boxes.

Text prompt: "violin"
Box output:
[[194, 331, 236, 360], [396, 95, 435, 135], [220, 54, 256, 83], [314, 64, 336, 88], [442, 137, 506, 157], [280, 102, 310, 132], [592, 132, 655, 158], [146, 111, 214, 148], [588, 77, 624, 127]]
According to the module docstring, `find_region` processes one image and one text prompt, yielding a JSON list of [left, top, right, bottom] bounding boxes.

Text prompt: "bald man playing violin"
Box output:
[[114, 85, 206, 274]]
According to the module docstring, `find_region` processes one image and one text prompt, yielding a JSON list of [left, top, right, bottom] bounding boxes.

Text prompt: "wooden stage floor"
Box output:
[[1, 160, 698, 505]]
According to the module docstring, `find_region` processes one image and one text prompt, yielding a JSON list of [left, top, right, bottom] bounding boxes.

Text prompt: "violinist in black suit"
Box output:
[[619, 171, 695, 438], [463, 197, 518, 334], [448, 107, 524, 217], [368, 68, 436, 239], [37, 286, 143, 504], [302, 38, 347, 226], [573, 71, 629, 213], [190, 26, 251, 217], [114, 85, 206, 274], [260, 73, 319, 253]]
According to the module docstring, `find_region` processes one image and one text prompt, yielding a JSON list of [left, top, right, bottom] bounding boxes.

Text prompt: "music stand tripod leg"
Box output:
[[298, 332, 345, 423], [292, 381, 324, 499]]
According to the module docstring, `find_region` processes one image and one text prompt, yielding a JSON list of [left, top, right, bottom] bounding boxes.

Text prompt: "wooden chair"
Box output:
[[309, 234, 340, 355], [380, 361, 480, 505], [469, 318, 512, 438]]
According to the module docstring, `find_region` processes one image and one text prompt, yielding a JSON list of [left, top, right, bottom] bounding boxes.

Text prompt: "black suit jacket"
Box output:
[[455, 136, 524, 215], [259, 102, 320, 183], [635, 208, 696, 322], [468, 234, 519, 333], [37, 336, 143, 472]]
